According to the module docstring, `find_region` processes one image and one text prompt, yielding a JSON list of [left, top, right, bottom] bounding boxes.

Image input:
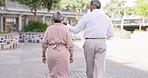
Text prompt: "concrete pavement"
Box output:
[[0, 39, 148, 78]]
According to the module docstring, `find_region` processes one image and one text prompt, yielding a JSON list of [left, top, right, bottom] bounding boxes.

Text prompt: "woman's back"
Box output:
[[45, 23, 70, 45]]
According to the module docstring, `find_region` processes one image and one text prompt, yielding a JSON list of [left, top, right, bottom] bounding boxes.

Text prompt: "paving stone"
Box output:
[[0, 64, 19, 78], [0, 43, 148, 78]]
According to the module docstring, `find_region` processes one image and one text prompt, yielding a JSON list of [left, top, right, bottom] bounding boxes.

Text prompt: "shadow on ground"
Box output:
[[73, 44, 148, 78], [0, 43, 148, 78]]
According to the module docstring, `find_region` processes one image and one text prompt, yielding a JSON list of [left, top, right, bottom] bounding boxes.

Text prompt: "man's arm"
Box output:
[[106, 21, 114, 39], [67, 15, 86, 34]]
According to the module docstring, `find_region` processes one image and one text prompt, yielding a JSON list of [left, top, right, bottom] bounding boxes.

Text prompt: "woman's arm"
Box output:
[[41, 28, 49, 64], [42, 45, 47, 64], [42, 45, 47, 57], [66, 30, 74, 63]]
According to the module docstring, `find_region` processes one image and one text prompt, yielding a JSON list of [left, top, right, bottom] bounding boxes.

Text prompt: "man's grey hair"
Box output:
[[53, 12, 63, 23], [91, 0, 101, 9]]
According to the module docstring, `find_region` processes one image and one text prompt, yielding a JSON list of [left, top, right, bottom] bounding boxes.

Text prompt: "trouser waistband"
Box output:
[[85, 38, 105, 40]]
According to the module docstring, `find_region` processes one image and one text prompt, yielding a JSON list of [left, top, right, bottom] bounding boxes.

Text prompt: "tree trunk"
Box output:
[[139, 18, 143, 30], [32, 6, 37, 21], [33, 12, 37, 21], [76, 9, 82, 21]]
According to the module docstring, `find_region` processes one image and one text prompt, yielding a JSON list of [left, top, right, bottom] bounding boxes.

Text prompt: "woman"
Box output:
[[42, 12, 74, 78]]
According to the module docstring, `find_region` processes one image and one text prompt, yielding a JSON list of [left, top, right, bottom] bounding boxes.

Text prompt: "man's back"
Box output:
[[83, 9, 113, 39]]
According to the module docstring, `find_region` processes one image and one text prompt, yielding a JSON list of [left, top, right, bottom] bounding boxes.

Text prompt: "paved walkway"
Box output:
[[0, 39, 148, 78]]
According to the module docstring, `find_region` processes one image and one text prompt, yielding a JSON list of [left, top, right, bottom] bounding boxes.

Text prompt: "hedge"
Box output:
[[22, 21, 48, 32], [123, 26, 148, 31]]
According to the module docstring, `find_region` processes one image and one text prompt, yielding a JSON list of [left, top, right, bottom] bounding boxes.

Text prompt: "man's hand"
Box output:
[[42, 57, 46, 64], [62, 18, 69, 25]]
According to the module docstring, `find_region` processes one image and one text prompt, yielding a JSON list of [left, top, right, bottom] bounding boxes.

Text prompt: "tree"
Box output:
[[103, 0, 127, 18], [123, 7, 135, 16], [42, 0, 61, 11], [12, 0, 42, 21], [58, 0, 89, 20], [12, 0, 60, 21], [134, 0, 148, 30], [135, 0, 148, 17], [58, 0, 88, 10], [0, 0, 5, 9]]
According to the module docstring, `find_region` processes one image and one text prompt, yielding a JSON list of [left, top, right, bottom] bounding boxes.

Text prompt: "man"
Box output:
[[66, 0, 114, 78]]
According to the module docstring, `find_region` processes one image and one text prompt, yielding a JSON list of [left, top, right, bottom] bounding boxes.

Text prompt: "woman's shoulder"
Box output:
[[46, 24, 70, 32], [61, 26, 70, 32], [44, 25, 54, 32], [47, 25, 55, 29]]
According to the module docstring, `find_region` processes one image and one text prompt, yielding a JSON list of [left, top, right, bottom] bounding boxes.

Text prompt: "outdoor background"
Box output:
[[0, 0, 148, 78]]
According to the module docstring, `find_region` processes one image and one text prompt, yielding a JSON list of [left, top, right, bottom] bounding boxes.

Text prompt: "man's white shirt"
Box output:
[[67, 9, 114, 39]]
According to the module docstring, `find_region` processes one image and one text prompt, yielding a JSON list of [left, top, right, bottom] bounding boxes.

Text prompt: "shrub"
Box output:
[[123, 26, 148, 31], [22, 21, 48, 32]]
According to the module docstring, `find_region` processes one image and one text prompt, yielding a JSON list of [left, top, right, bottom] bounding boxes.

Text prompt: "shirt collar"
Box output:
[[92, 9, 101, 12], [53, 23, 64, 26]]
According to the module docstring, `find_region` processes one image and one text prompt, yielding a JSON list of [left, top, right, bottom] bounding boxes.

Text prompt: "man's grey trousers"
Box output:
[[83, 39, 106, 78]]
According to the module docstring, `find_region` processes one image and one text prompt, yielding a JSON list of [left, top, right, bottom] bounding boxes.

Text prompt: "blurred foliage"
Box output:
[[0, 0, 5, 7], [12, 0, 60, 21], [22, 21, 48, 32], [56, 0, 89, 20], [57, 0, 89, 11], [0, 0, 6, 9], [103, 0, 135, 18], [14, 0, 42, 21], [12, 0, 42, 21], [135, 0, 148, 17], [42, 0, 61, 11]]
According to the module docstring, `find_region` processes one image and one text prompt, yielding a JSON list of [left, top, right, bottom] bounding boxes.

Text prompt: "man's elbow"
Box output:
[[107, 34, 114, 39], [71, 30, 79, 34], [73, 31, 79, 34]]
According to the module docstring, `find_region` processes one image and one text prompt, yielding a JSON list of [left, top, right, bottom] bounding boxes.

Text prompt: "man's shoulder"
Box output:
[[102, 12, 112, 21], [82, 13, 90, 18], [81, 12, 94, 20]]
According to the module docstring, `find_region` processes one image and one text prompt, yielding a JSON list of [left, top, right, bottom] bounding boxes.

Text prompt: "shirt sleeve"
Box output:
[[67, 15, 86, 34], [106, 21, 114, 39], [42, 28, 49, 48]]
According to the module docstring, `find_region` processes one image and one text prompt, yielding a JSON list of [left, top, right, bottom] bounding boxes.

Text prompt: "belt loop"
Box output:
[[52, 44, 60, 51]]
